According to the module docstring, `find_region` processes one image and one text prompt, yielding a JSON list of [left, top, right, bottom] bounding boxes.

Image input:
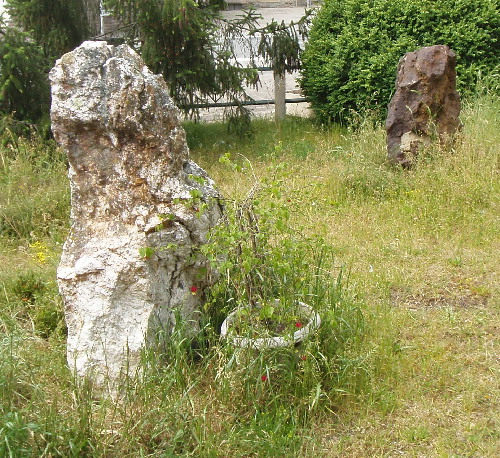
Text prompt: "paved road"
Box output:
[[198, 7, 313, 121]]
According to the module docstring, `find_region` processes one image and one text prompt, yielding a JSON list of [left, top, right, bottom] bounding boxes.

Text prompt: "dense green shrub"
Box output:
[[0, 27, 50, 130], [1, 1, 92, 134], [6, 0, 91, 62], [301, 0, 500, 124]]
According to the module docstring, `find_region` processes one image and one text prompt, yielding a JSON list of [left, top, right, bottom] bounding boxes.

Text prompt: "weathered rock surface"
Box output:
[[386, 45, 461, 166], [50, 41, 222, 389]]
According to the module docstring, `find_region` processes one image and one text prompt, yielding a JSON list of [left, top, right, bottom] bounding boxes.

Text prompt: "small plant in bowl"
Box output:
[[233, 298, 307, 338], [201, 154, 322, 349], [220, 299, 321, 349]]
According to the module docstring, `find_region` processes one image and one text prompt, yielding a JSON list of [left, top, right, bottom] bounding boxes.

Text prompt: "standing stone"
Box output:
[[50, 41, 222, 389], [386, 45, 461, 166]]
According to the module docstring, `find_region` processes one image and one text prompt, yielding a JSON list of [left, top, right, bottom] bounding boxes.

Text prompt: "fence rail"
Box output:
[[185, 67, 308, 120], [183, 97, 307, 110]]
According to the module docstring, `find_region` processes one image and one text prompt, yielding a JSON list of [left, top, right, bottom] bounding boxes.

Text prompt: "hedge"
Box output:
[[300, 0, 500, 124]]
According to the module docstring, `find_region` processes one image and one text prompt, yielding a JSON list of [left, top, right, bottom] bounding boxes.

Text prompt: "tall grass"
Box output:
[[0, 89, 498, 456], [0, 133, 69, 241]]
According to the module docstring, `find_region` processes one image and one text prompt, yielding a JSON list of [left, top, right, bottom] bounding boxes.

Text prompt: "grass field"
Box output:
[[0, 90, 498, 456]]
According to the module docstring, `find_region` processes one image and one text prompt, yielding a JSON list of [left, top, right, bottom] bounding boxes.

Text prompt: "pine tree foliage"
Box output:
[[0, 23, 50, 132], [0, 0, 92, 132], [6, 0, 91, 61], [0, 0, 309, 133], [103, 0, 310, 119]]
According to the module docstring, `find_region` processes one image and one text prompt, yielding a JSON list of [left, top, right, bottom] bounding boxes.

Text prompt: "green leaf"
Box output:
[[259, 304, 275, 320], [139, 246, 155, 259]]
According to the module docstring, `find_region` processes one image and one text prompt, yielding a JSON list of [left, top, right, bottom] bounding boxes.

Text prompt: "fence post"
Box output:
[[274, 72, 286, 122]]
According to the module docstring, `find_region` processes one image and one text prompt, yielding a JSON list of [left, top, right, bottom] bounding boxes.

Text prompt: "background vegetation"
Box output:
[[6, 0, 93, 61], [103, 0, 257, 112], [1, 0, 307, 134], [1, 0, 95, 135], [0, 27, 50, 135], [103, 0, 308, 124], [0, 86, 498, 455], [301, 0, 500, 124]]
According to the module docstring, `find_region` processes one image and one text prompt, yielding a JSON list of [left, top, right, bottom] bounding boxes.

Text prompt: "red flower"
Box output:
[[261, 375, 268, 382], [190, 286, 198, 295], [301, 355, 307, 361], [295, 322, 302, 328]]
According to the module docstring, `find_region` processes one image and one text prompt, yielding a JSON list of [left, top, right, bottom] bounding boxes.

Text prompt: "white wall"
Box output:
[[0, 1, 9, 21]]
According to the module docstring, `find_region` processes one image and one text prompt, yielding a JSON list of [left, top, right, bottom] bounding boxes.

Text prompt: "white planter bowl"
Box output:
[[220, 301, 321, 349]]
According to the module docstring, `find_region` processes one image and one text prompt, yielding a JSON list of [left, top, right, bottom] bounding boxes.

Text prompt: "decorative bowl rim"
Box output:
[[220, 301, 321, 349]]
